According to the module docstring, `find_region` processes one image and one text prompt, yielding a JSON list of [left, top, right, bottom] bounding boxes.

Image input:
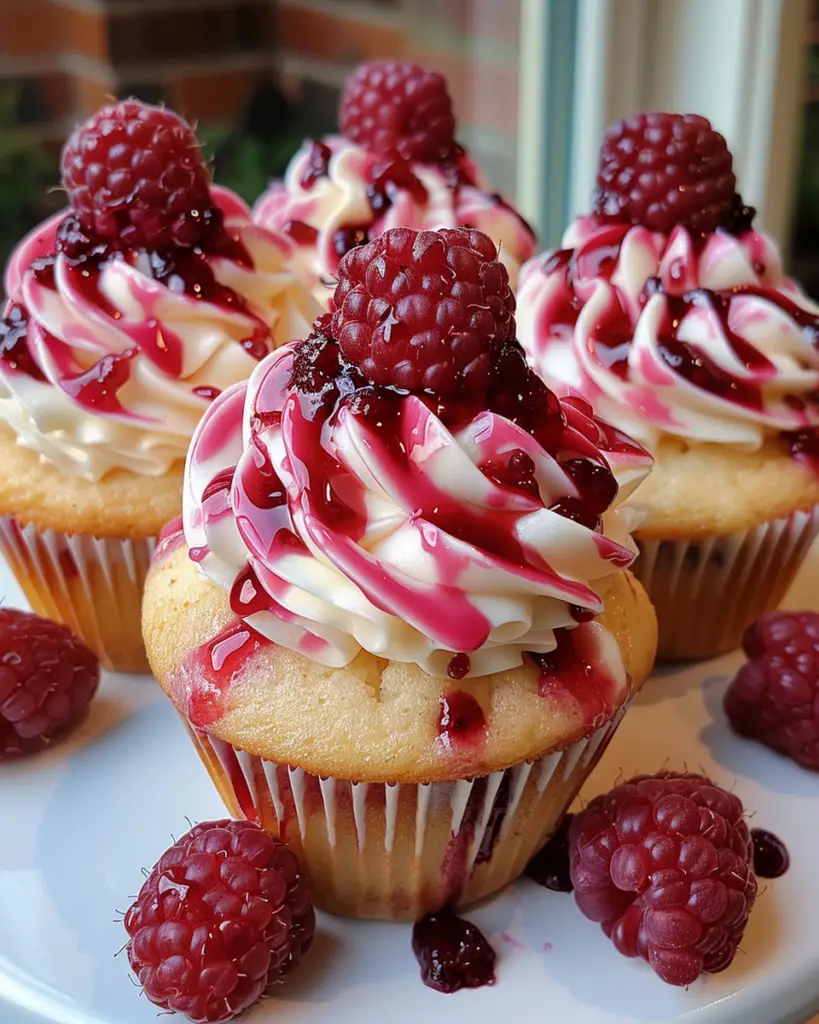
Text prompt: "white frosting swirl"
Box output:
[[518, 217, 819, 450], [0, 187, 320, 481], [253, 136, 536, 305], [183, 343, 651, 677]]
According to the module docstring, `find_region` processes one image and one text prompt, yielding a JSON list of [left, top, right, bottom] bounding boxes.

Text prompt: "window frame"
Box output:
[[517, 0, 810, 248]]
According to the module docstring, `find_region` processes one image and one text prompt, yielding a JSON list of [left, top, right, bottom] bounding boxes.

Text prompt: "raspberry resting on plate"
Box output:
[[569, 771, 757, 986], [124, 819, 315, 1023], [339, 60, 456, 164], [0, 607, 99, 760], [724, 610, 819, 771], [331, 225, 515, 394], [60, 99, 214, 249], [592, 112, 737, 234]]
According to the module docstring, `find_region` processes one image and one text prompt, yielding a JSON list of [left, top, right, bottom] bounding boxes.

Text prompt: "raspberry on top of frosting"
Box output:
[[340, 61, 457, 164], [183, 227, 651, 681], [0, 99, 318, 481], [252, 61, 536, 298], [518, 111, 819, 452]]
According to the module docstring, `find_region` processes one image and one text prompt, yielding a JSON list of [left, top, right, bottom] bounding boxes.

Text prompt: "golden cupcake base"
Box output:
[[0, 515, 154, 672], [635, 505, 819, 660], [186, 709, 627, 920]]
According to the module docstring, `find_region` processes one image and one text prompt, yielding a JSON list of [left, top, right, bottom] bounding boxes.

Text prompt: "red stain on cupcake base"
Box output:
[[170, 619, 271, 728], [787, 428, 819, 474], [436, 691, 486, 751], [531, 623, 625, 733], [153, 516, 185, 563]]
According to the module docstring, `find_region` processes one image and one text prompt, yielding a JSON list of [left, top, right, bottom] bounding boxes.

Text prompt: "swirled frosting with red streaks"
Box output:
[[253, 137, 536, 303], [182, 331, 651, 678], [518, 217, 819, 450], [0, 186, 319, 480]]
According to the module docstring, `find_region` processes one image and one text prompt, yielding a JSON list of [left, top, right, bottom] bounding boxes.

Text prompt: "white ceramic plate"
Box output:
[[2, 552, 819, 1024]]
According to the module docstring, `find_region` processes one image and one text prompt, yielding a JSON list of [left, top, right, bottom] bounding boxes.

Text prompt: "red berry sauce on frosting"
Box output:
[[253, 61, 535, 283], [61, 347, 136, 413], [300, 141, 333, 190], [0, 99, 314, 461], [182, 228, 650, 718], [282, 220, 320, 246], [0, 305, 44, 380], [519, 112, 819, 460]]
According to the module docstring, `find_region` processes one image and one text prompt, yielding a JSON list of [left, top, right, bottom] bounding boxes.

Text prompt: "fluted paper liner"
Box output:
[[184, 706, 627, 921], [634, 505, 819, 661], [0, 515, 155, 672]]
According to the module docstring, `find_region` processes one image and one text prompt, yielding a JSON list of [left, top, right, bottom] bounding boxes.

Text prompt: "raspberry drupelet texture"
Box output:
[[570, 772, 757, 987], [0, 608, 99, 759], [593, 113, 737, 234], [339, 60, 456, 164], [124, 819, 315, 1023], [61, 99, 213, 249], [331, 226, 516, 394], [724, 611, 819, 771]]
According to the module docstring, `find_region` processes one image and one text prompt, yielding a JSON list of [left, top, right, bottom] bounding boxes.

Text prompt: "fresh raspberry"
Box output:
[[0, 608, 99, 759], [570, 772, 757, 987], [124, 819, 315, 1023], [339, 60, 456, 163], [724, 611, 819, 771], [60, 99, 213, 249], [331, 226, 515, 394], [593, 113, 737, 234]]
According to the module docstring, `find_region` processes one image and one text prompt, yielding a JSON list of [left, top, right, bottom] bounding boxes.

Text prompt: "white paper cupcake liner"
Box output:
[[0, 515, 155, 672], [185, 705, 627, 920], [634, 505, 819, 660]]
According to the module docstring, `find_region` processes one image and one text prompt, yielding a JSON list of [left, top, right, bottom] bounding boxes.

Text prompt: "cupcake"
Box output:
[[253, 61, 536, 304], [518, 113, 819, 660], [0, 100, 319, 672], [142, 226, 657, 920]]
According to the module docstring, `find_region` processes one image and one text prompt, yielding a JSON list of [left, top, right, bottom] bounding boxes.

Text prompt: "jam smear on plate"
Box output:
[[411, 908, 496, 993]]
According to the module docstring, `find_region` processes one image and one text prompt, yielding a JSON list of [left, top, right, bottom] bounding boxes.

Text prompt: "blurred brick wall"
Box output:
[[0, 0, 518, 149], [276, 0, 518, 142], [0, 0, 280, 138]]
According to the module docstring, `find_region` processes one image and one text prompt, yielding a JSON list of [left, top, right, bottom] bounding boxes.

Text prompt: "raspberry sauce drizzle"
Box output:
[[154, 515, 185, 562], [60, 347, 136, 413], [300, 141, 332, 189], [411, 909, 496, 993], [537, 229, 819, 438], [788, 428, 819, 472], [19, 205, 267, 401], [437, 691, 486, 750], [530, 624, 623, 732], [447, 653, 470, 679], [170, 620, 272, 729], [282, 220, 320, 246], [188, 324, 642, 683], [750, 828, 789, 878], [0, 305, 45, 380]]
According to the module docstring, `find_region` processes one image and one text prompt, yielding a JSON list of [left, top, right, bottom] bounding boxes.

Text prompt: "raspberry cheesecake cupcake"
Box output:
[[518, 113, 819, 660], [0, 100, 318, 671], [143, 226, 657, 920], [253, 61, 536, 305]]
